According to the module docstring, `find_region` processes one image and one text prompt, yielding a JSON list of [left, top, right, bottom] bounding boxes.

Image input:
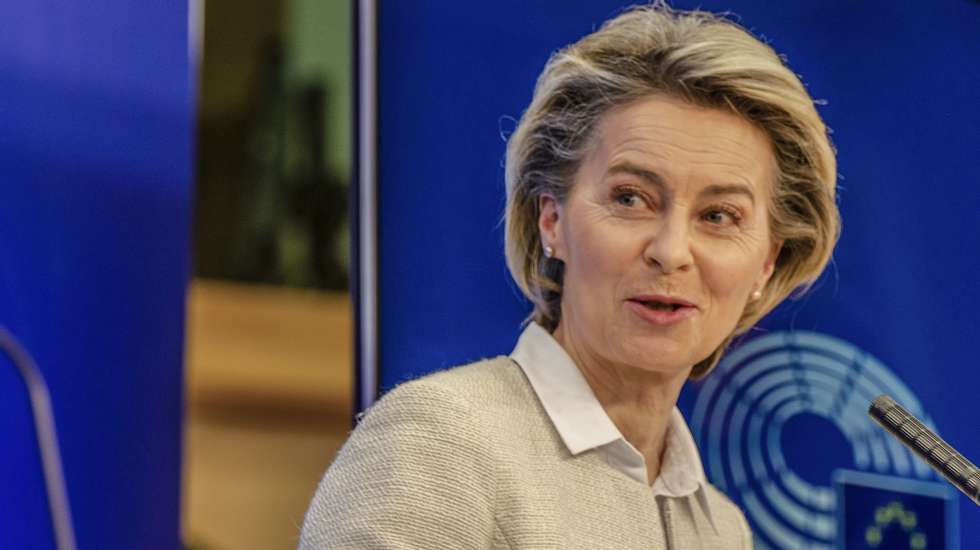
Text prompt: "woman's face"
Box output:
[[540, 95, 780, 376]]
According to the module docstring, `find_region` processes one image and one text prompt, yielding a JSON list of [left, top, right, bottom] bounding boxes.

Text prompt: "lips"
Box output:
[[626, 294, 698, 325], [629, 294, 697, 310]]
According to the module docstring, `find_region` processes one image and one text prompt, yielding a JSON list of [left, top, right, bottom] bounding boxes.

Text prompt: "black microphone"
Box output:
[[869, 394, 980, 506]]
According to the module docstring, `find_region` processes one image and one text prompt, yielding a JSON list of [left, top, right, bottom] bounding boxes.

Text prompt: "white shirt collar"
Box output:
[[510, 322, 717, 530]]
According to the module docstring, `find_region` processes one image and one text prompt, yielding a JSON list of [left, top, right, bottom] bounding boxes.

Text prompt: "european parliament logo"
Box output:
[[691, 331, 959, 549]]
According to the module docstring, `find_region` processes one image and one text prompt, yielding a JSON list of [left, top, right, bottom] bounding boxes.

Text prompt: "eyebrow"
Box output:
[[700, 183, 757, 206], [606, 162, 757, 205], [605, 163, 668, 194]]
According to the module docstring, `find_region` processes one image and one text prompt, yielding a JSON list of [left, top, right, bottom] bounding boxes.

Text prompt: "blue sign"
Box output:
[[835, 471, 958, 550], [690, 331, 957, 549]]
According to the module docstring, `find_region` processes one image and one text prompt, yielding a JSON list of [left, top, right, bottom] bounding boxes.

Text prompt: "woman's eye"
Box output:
[[703, 208, 740, 226], [615, 192, 642, 208]]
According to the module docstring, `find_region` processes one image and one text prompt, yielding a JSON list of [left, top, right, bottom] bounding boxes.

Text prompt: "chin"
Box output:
[[622, 341, 697, 375]]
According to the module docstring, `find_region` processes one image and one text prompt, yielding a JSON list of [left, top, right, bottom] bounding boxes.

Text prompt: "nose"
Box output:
[[643, 214, 694, 274]]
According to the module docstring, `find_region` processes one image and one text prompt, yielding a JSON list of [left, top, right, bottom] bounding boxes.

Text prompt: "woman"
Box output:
[[301, 4, 838, 549]]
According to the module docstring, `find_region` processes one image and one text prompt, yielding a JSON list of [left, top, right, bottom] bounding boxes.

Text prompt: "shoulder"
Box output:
[[393, 355, 531, 408], [358, 356, 539, 443], [404, 355, 527, 394], [702, 484, 754, 547], [348, 356, 522, 453]]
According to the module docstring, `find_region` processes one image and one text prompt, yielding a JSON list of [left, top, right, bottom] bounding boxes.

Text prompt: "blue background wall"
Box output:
[[0, 2, 193, 548], [376, 1, 979, 548]]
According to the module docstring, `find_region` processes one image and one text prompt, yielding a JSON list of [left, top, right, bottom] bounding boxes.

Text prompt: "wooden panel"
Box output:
[[183, 279, 352, 550]]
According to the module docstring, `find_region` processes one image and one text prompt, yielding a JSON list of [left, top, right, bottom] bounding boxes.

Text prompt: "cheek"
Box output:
[[699, 245, 764, 304], [564, 216, 638, 288]]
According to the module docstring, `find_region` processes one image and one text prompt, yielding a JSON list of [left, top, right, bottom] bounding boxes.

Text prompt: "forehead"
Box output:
[[583, 95, 776, 193]]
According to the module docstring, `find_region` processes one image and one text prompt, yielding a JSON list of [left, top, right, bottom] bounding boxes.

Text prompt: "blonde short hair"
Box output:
[[504, 3, 840, 378]]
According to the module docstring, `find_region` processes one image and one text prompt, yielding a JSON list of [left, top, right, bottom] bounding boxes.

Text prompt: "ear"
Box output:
[[756, 240, 783, 291], [537, 193, 563, 260]]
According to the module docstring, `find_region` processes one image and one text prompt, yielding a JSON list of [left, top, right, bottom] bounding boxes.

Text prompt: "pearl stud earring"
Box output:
[[544, 245, 554, 258], [751, 289, 762, 300]]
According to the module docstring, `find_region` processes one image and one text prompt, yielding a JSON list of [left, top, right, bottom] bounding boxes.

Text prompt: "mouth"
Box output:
[[626, 295, 698, 325], [636, 300, 683, 312], [628, 295, 698, 311]]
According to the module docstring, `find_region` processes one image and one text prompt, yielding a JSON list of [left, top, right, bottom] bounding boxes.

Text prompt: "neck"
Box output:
[[552, 321, 692, 483]]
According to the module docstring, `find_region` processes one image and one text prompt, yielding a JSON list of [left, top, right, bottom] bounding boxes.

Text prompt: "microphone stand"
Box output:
[[0, 327, 77, 550]]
